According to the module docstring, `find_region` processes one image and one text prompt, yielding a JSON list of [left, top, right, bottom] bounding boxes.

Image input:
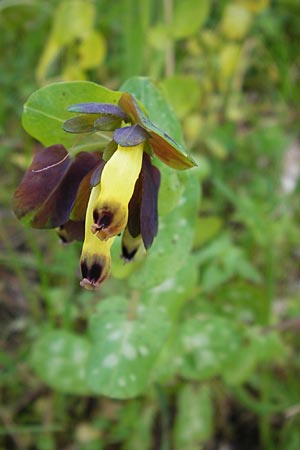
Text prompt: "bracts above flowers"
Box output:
[[13, 92, 196, 289]]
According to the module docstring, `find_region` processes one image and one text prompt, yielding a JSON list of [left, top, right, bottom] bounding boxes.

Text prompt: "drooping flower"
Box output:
[[13, 92, 196, 289]]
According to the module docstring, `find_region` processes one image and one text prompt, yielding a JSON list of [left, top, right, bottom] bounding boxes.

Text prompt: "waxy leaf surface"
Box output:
[[22, 81, 122, 147], [87, 297, 170, 399], [177, 316, 243, 380], [31, 330, 91, 395]]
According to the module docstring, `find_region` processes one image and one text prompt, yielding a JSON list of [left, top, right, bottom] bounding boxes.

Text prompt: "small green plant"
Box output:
[[12, 77, 202, 399]]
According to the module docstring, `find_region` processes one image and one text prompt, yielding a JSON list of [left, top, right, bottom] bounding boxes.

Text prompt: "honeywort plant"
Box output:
[[13, 81, 196, 290]]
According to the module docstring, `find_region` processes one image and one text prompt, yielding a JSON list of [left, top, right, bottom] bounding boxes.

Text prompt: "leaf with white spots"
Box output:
[[177, 316, 243, 381], [22, 81, 122, 148], [142, 255, 198, 319], [30, 330, 91, 394], [87, 297, 170, 398]]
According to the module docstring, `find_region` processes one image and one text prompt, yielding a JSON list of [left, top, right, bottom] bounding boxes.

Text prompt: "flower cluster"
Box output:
[[13, 92, 195, 289]]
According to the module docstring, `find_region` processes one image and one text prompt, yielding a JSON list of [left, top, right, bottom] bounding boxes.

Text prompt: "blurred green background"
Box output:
[[1, 0, 300, 449]]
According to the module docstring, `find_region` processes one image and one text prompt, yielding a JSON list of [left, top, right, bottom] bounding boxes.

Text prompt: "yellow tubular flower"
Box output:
[[80, 183, 115, 289], [91, 143, 144, 241]]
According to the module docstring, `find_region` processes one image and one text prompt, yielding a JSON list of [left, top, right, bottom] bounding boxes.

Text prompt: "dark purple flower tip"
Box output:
[[91, 201, 126, 241], [121, 229, 143, 262], [113, 124, 149, 147], [68, 102, 129, 121], [80, 255, 110, 290]]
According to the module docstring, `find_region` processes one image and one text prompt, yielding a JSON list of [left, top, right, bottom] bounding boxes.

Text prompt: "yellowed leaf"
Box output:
[[78, 31, 106, 69]]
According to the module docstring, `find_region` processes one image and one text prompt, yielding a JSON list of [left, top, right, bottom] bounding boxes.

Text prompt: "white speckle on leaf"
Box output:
[[105, 323, 113, 330], [137, 304, 146, 314], [122, 342, 137, 360], [108, 330, 122, 341], [139, 346, 149, 356], [118, 377, 126, 387], [184, 334, 209, 349], [281, 140, 300, 193], [50, 340, 64, 353], [129, 374, 136, 382], [47, 362, 60, 377], [103, 353, 119, 368], [201, 350, 215, 365], [72, 349, 86, 363], [175, 356, 183, 366], [152, 278, 174, 294], [178, 196, 186, 206]]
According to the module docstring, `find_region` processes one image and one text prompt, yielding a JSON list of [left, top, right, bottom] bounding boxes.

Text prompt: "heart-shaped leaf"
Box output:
[[87, 297, 170, 398], [31, 330, 91, 394]]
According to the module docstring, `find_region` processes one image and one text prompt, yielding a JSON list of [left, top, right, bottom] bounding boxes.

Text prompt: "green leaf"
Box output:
[[87, 297, 170, 399], [177, 316, 243, 380], [22, 81, 122, 148], [193, 216, 223, 248], [161, 75, 202, 119], [142, 255, 198, 319], [156, 161, 184, 215], [129, 170, 200, 289], [174, 385, 213, 449], [172, 0, 210, 39], [214, 281, 269, 324], [223, 331, 286, 385], [196, 234, 262, 292], [31, 330, 91, 395], [36, 0, 96, 81]]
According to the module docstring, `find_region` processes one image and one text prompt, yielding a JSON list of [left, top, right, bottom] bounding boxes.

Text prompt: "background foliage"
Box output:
[[1, 0, 300, 449]]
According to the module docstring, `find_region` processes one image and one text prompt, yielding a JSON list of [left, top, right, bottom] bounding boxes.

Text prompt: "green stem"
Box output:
[[127, 291, 140, 321]]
